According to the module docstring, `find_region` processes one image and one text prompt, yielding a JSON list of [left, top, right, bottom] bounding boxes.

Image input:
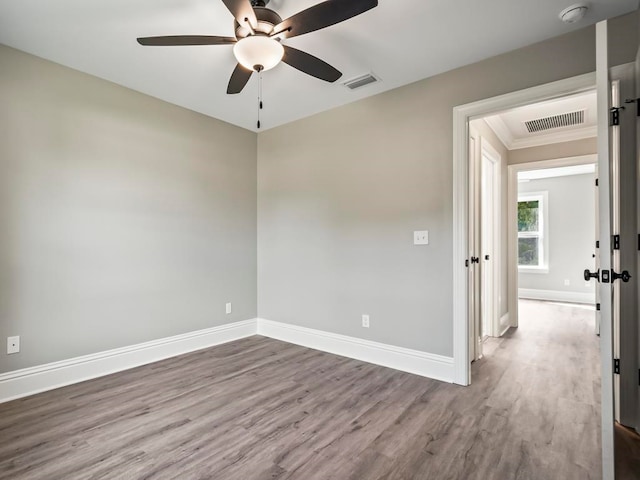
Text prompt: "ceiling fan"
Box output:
[[137, 0, 378, 95]]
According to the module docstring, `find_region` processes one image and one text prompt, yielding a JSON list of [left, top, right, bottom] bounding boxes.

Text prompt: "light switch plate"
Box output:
[[414, 231, 429, 245]]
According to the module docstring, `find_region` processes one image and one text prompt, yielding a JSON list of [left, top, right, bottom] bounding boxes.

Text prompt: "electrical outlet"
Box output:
[[413, 231, 429, 245], [225, 302, 232, 314], [362, 315, 370, 328], [7, 336, 19, 355], [564, 279, 570, 286]]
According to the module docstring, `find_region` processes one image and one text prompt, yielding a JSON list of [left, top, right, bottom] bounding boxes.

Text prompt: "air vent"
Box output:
[[343, 73, 379, 90], [524, 110, 585, 133]]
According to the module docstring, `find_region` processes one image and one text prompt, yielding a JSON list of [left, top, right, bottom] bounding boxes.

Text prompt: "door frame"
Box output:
[[452, 72, 596, 386], [507, 154, 597, 328]]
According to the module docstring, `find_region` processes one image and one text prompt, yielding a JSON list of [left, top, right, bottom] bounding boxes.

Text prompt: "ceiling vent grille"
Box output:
[[343, 73, 379, 90], [524, 110, 585, 133]]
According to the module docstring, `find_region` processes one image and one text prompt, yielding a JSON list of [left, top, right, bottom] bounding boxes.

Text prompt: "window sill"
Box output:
[[518, 266, 549, 274]]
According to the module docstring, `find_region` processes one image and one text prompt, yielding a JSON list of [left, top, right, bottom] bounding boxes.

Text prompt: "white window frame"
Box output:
[[517, 191, 549, 274]]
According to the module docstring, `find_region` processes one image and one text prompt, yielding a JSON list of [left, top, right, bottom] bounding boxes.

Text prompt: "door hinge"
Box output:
[[596, 240, 600, 249], [596, 303, 600, 311], [614, 358, 620, 375], [613, 235, 620, 250], [465, 259, 469, 267], [595, 178, 599, 187], [610, 106, 625, 126]]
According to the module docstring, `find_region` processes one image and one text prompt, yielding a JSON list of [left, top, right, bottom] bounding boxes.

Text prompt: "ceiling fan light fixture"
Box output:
[[233, 35, 284, 72]]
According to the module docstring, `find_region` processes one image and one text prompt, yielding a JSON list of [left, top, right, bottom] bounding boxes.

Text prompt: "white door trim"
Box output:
[[595, 20, 614, 480], [452, 72, 596, 386]]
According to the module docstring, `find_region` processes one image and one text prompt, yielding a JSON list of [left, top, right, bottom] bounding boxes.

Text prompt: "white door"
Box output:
[[595, 20, 615, 480], [481, 151, 497, 339], [611, 63, 639, 432]]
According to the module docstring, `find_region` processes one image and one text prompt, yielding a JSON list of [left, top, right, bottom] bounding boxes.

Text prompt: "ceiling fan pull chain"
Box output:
[[257, 71, 263, 129]]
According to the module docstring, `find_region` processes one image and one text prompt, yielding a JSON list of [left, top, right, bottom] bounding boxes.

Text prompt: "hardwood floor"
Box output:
[[616, 423, 640, 479], [0, 300, 604, 479]]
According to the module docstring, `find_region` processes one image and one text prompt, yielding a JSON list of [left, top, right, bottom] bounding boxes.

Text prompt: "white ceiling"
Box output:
[[484, 90, 597, 149], [0, 0, 636, 132]]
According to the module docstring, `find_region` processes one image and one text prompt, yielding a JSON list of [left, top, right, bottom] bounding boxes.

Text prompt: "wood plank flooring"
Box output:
[[616, 423, 640, 479], [0, 300, 605, 479]]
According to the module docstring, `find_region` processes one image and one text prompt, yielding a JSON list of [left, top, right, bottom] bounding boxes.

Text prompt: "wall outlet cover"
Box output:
[[7, 336, 20, 355], [414, 230, 429, 245], [362, 315, 370, 328], [225, 302, 232, 314]]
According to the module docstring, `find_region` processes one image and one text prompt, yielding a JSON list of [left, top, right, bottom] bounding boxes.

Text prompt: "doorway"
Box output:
[[452, 72, 597, 387], [468, 88, 599, 372]]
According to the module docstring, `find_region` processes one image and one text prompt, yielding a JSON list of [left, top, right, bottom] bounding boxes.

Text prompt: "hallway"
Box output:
[[470, 299, 601, 478]]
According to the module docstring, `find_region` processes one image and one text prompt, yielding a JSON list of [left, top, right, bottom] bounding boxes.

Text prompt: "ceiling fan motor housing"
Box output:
[[234, 7, 282, 39]]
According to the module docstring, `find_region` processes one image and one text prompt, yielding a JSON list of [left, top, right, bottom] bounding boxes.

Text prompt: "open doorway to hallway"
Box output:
[[455, 52, 640, 478], [466, 88, 604, 476], [468, 89, 598, 366]]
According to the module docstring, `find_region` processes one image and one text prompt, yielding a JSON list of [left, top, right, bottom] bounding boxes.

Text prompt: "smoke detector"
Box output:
[[559, 4, 588, 24]]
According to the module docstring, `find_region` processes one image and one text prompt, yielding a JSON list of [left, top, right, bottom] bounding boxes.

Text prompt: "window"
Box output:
[[518, 193, 546, 271]]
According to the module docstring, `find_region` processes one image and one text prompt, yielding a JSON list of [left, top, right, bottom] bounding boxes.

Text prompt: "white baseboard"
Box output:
[[257, 319, 454, 383], [498, 313, 511, 336], [0, 319, 258, 404], [1, 318, 455, 403], [518, 288, 595, 305]]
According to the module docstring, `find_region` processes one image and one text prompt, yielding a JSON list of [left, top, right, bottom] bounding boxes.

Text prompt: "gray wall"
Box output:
[[509, 137, 597, 165], [257, 13, 637, 357], [518, 173, 596, 297], [0, 45, 257, 373], [1, 11, 636, 372], [469, 119, 509, 318]]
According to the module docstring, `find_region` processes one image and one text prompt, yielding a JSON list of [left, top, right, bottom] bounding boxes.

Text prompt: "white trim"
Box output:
[[517, 191, 549, 271], [518, 288, 595, 305], [0, 319, 258, 404], [518, 266, 549, 274], [518, 163, 596, 180], [453, 72, 596, 387], [596, 26, 618, 480], [498, 313, 511, 336], [257, 319, 454, 383], [483, 116, 513, 148], [0, 318, 456, 403]]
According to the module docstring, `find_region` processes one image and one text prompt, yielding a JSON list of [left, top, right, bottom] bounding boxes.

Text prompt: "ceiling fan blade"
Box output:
[[282, 46, 342, 82], [221, 0, 258, 29], [137, 36, 237, 46], [227, 63, 253, 94], [271, 0, 377, 39]]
